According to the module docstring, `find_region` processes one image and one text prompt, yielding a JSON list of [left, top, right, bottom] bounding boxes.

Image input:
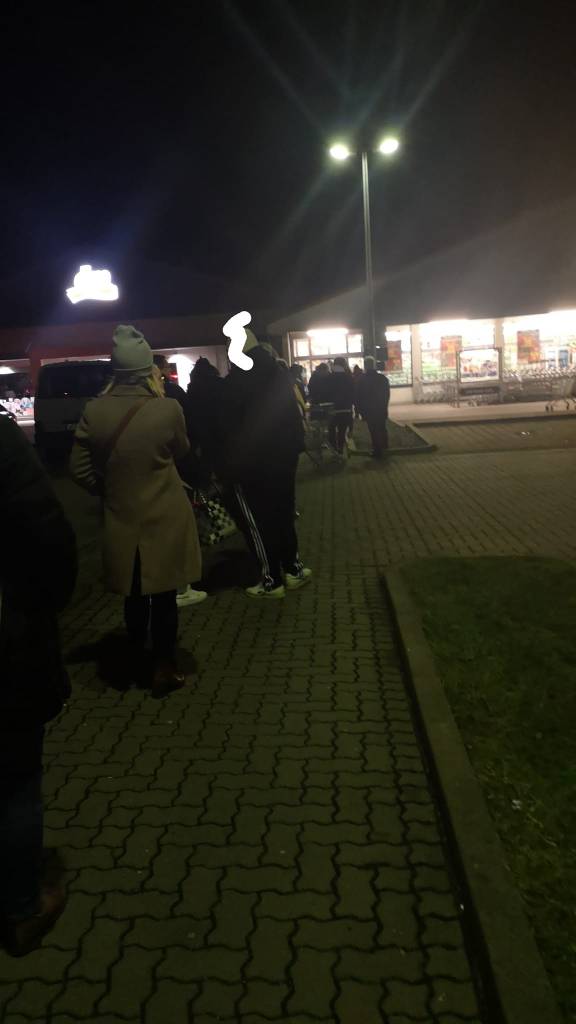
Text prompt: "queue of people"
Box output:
[[0, 325, 392, 958]]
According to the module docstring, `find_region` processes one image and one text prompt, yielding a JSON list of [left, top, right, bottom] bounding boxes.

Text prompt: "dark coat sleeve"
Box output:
[[0, 419, 78, 731]]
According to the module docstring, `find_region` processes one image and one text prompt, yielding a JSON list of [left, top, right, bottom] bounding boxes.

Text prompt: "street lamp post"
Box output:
[[329, 136, 400, 361]]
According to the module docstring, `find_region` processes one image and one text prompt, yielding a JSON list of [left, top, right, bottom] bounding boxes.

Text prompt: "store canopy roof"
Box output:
[[268, 195, 576, 333]]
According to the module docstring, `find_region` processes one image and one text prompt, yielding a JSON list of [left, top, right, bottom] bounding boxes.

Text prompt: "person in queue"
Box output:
[[0, 416, 77, 956], [219, 330, 311, 598], [308, 362, 331, 408], [152, 353, 188, 410], [186, 357, 224, 488], [70, 325, 202, 696], [357, 355, 391, 459], [325, 356, 354, 454]]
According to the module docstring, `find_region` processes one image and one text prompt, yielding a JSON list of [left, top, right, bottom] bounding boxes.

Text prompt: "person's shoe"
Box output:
[[176, 586, 208, 608], [2, 886, 66, 957], [245, 583, 286, 599], [285, 568, 313, 590], [151, 659, 186, 699]]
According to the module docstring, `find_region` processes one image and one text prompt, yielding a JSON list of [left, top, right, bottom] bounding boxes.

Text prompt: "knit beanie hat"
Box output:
[[112, 325, 153, 376]]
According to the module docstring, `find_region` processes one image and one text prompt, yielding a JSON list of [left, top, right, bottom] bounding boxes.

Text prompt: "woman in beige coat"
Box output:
[[70, 325, 202, 697]]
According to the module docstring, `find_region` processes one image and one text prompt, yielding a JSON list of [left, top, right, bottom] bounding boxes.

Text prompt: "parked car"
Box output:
[[34, 360, 112, 460], [0, 401, 17, 423]]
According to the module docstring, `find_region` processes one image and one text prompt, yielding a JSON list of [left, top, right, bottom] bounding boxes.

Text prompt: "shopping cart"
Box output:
[[545, 375, 576, 411], [305, 403, 350, 468]]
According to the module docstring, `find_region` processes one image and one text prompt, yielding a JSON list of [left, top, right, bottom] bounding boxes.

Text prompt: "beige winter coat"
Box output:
[[70, 384, 201, 595]]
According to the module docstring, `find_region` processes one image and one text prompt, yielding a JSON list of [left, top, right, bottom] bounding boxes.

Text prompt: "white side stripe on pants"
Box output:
[[234, 485, 274, 587]]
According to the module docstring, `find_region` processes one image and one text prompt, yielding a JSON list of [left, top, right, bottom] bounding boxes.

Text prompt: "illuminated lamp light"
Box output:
[[66, 265, 119, 303], [329, 143, 351, 161], [0, 366, 16, 374], [378, 137, 400, 155]]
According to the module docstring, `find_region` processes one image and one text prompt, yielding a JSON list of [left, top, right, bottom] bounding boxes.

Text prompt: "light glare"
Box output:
[[378, 137, 400, 155], [66, 265, 119, 304], [329, 143, 351, 161]]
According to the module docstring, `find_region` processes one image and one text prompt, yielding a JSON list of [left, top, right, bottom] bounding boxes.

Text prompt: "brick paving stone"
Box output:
[[295, 918, 376, 950], [258, 891, 335, 920], [244, 917, 295, 981], [383, 980, 430, 1018], [0, 948, 75, 983], [4, 980, 61, 1019], [207, 890, 258, 949], [193, 980, 245, 1019], [239, 979, 289, 1017], [335, 979, 386, 1024], [376, 892, 421, 947], [98, 948, 162, 1018], [286, 948, 338, 1017], [335, 865, 377, 920], [157, 947, 247, 983], [338, 947, 424, 983], [125, 915, 212, 949], [431, 978, 481, 1017], [96, 892, 177, 919], [51, 979, 108, 1018], [144, 979, 200, 1024], [68, 917, 129, 981]]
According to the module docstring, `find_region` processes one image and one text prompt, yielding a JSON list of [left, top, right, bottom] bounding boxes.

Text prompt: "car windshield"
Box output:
[[37, 363, 112, 399]]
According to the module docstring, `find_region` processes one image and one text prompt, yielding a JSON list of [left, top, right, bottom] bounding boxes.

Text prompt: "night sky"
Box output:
[[0, 0, 575, 326]]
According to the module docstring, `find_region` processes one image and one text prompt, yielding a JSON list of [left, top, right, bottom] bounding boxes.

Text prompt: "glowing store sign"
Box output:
[[66, 265, 119, 304]]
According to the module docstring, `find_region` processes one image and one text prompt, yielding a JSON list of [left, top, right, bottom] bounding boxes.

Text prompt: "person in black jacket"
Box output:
[[357, 355, 391, 458], [219, 331, 311, 598], [152, 354, 188, 410], [0, 418, 77, 956], [186, 357, 224, 487], [325, 356, 354, 454]]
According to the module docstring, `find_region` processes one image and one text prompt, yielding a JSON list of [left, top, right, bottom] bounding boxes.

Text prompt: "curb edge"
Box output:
[[384, 567, 563, 1024]]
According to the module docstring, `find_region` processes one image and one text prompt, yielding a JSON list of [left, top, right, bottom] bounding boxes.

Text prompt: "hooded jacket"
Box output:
[[219, 345, 305, 483]]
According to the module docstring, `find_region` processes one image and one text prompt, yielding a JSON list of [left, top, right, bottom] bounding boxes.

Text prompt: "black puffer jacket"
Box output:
[[0, 419, 77, 735], [219, 347, 305, 483]]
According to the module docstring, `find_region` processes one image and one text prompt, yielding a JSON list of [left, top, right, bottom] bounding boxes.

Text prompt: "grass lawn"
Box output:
[[401, 557, 576, 1024]]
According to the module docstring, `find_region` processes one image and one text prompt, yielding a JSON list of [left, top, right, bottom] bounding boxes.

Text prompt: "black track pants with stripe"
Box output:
[[234, 457, 302, 589]]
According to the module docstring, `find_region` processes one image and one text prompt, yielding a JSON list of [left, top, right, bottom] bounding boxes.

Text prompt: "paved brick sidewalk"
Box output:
[[3, 438, 575, 1022]]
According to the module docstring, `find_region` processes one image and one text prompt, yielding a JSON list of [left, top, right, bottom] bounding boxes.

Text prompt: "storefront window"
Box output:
[[290, 328, 364, 371], [383, 326, 412, 385], [419, 319, 494, 382], [502, 311, 576, 374]]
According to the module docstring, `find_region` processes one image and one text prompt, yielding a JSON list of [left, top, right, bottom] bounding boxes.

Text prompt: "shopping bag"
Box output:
[[191, 487, 238, 547]]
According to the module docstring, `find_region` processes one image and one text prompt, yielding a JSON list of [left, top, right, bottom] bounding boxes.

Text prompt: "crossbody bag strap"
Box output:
[[100, 399, 149, 467]]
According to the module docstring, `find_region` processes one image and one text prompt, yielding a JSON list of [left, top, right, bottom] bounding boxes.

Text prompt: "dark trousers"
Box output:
[[235, 457, 302, 589], [329, 412, 353, 454], [366, 415, 389, 457], [124, 551, 178, 658], [0, 728, 44, 921]]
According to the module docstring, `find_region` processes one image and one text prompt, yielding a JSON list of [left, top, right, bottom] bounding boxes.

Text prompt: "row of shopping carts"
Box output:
[[414, 372, 576, 410]]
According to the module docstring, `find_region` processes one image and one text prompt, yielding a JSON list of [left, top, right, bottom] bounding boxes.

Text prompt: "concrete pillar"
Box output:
[[411, 323, 423, 396]]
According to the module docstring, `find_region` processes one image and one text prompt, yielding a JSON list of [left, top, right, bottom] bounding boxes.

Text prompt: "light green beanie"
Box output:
[[112, 325, 153, 376]]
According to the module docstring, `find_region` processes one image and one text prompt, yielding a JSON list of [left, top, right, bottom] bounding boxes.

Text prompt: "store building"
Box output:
[[268, 196, 576, 403], [0, 309, 274, 393]]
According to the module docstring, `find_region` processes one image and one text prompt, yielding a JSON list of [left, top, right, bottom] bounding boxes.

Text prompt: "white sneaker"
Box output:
[[176, 586, 208, 607], [285, 568, 312, 590], [245, 583, 286, 599]]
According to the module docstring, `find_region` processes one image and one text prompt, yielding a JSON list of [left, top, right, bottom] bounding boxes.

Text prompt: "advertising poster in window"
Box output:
[[517, 329, 540, 363], [440, 335, 461, 369], [384, 340, 402, 372], [458, 348, 500, 381]]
